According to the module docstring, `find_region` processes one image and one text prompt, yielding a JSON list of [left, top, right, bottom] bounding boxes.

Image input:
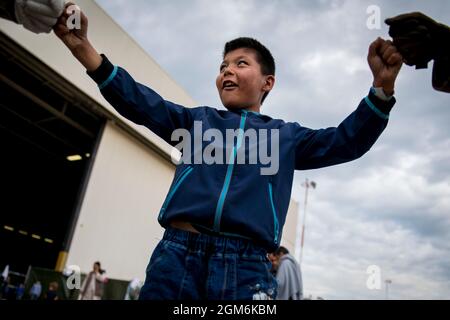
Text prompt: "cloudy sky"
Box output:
[[94, 0, 450, 299]]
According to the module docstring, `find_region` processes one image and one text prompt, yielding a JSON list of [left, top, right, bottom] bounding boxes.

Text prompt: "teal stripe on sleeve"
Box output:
[[364, 96, 389, 120], [99, 65, 118, 90]]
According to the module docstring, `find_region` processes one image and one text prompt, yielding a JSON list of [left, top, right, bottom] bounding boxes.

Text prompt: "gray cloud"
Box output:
[[95, 0, 450, 299]]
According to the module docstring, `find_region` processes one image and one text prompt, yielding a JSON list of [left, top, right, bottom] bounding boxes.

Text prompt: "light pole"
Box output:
[[385, 279, 392, 300], [295, 178, 316, 264]]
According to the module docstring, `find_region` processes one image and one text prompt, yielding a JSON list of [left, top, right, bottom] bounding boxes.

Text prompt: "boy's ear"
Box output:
[[263, 75, 276, 92]]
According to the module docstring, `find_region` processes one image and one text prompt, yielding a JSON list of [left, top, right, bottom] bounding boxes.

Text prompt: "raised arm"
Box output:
[[294, 38, 402, 170], [53, 3, 196, 144]]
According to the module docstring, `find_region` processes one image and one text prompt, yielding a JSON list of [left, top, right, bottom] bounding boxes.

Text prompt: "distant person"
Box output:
[[0, 276, 11, 299], [0, 0, 64, 33], [124, 278, 142, 300], [79, 261, 107, 300], [272, 246, 303, 300], [15, 283, 25, 300], [44, 281, 59, 301], [267, 252, 279, 277], [29, 281, 42, 300]]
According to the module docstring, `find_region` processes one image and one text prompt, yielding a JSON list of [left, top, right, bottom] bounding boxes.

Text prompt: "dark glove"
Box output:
[[432, 53, 450, 93], [385, 12, 450, 69], [15, 0, 65, 34], [386, 12, 450, 93]]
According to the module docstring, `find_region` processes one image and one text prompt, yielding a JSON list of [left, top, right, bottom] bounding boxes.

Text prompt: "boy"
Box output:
[[54, 4, 402, 300]]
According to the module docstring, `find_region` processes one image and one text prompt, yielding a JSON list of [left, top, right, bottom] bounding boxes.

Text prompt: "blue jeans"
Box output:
[[139, 227, 278, 300]]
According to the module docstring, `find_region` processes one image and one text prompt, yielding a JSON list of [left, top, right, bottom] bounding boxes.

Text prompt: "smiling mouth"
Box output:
[[223, 86, 238, 91], [223, 80, 239, 90]]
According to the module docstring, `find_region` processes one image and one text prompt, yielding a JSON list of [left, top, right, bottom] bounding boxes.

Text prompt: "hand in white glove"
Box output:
[[15, 0, 65, 34]]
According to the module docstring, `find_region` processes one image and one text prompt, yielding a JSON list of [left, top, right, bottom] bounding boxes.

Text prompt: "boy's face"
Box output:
[[216, 48, 275, 111]]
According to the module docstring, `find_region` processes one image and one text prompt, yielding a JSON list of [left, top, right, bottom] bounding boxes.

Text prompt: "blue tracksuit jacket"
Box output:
[[87, 55, 396, 252]]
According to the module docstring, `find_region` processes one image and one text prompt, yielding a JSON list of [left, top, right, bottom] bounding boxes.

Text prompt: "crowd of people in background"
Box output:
[[1, 250, 304, 301], [0, 261, 113, 301], [0, 276, 60, 301], [1, 253, 302, 301], [0, 261, 145, 301]]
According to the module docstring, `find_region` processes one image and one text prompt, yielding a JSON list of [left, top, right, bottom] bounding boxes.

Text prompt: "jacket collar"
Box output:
[[228, 108, 273, 121]]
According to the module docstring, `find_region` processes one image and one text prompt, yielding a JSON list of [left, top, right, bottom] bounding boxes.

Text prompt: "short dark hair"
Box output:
[[274, 246, 289, 256], [94, 261, 105, 274], [223, 37, 276, 104]]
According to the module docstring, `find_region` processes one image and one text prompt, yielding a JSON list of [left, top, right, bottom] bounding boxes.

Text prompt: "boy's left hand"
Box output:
[[368, 37, 403, 96]]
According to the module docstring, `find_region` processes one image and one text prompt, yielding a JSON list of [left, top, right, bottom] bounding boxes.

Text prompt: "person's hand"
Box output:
[[385, 12, 450, 93], [368, 37, 403, 96], [53, 2, 88, 53], [385, 12, 450, 69], [14, 0, 65, 34], [53, 2, 101, 71]]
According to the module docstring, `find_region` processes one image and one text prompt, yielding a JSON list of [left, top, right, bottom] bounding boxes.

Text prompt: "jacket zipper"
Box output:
[[158, 166, 193, 221], [213, 111, 248, 232], [268, 182, 280, 245]]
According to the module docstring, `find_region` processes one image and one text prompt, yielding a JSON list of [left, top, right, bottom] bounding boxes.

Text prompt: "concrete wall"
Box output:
[[66, 122, 174, 281], [282, 200, 300, 255]]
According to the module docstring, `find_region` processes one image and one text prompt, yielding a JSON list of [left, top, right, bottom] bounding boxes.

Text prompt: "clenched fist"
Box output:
[[53, 2, 88, 52], [53, 2, 102, 72], [368, 37, 403, 96]]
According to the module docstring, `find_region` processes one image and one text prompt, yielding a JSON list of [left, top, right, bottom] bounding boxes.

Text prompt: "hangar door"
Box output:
[[0, 32, 105, 274]]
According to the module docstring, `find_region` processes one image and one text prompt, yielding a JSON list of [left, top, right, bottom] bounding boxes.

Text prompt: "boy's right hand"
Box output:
[[53, 2, 102, 72], [53, 2, 88, 53]]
